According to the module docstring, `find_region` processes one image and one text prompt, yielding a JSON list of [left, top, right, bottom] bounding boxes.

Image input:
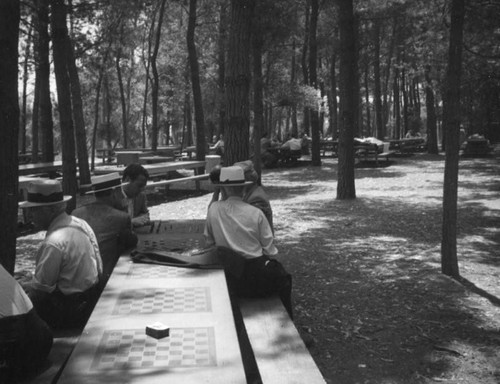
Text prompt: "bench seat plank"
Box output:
[[19, 331, 80, 384], [239, 297, 326, 384], [146, 173, 209, 189]]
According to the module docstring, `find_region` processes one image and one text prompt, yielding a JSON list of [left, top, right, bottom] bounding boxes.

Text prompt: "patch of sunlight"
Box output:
[[459, 235, 498, 246]]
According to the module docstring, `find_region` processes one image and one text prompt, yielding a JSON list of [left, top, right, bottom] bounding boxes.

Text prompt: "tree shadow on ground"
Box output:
[[273, 191, 500, 383]]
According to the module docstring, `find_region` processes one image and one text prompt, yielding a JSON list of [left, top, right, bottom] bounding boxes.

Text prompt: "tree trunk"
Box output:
[[364, 58, 371, 136], [402, 68, 409, 135], [383, 17, 397, 127], [141, 10, 156, 148], [51, 0, 77, 212], [309, 0, 321, 166], [441, 0, 465, 278], [66, 29, 91, 187], [329, 49, 338, 139], [373, 19, 384, 139], [301, 1, 310, 135], [253, 27, 264, 177], [37, 0, 54, 163], [393, 66, 401, 138], [425, 65, 439, 154], [116, 32, 128, 148], [217, 2, 227, 138], [336, 0, 356, 200], [151, 0, 167, 151], [187, 0, 207, 163], [290, 39, 298, 137], [224, 0, 254, 166], [0, 0, 20, 273], [20, 20, 33, 154]]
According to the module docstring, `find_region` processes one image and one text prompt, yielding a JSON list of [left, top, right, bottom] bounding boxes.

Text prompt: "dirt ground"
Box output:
[[16, 149, 500, 384]]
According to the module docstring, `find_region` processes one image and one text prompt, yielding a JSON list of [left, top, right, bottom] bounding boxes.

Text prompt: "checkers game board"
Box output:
[[112, 287, 212, 315], [90, 327, 216, 370]]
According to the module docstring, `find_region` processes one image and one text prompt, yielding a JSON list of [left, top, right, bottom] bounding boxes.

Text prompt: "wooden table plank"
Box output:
[[93, 161, 206, 178], [18, 160, 63, 176], [58, 226, 246, 384]]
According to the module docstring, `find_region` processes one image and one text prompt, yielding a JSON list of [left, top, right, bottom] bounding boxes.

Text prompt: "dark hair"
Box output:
[[209, 165, 222, 183], [122, 163, 149, 181]]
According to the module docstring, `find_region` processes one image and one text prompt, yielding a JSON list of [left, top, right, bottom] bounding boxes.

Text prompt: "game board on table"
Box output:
[[58, 220, 246, 384]]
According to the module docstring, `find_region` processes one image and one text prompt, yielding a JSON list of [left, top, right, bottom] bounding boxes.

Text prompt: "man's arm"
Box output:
[[258, 213, 278, 256], [22, 243, 63, 294], [132, 192, 150, 227]]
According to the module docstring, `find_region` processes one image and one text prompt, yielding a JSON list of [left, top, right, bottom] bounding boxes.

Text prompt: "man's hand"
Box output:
[[132, 213, 150, 227]]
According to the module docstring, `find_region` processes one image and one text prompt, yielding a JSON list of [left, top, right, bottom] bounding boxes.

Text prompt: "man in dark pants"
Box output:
[[204, 165, 292, 317]]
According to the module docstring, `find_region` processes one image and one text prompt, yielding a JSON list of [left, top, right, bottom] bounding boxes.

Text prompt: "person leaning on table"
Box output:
[[73, 173, 138, 288], [120, 163, 151, 227], [204, 165, 292, 318], [19, 179, 103, 330], [0, 263, 53, 381]]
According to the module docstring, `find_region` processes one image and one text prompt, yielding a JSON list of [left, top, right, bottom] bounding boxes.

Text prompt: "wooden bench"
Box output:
[[239, 296, 326, 383], [320, 140, 338, 157], [95, 148, 115, 164], [19, 329, 80, 384]]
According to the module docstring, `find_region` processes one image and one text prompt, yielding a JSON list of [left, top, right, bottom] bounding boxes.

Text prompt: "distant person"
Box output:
[[205, 166, 292, 318], [211, 134, 224, 157], [73, 173, 138, 287], [405, 130, 415, 138], [0, 264, 53, 381], [281, 133, 302, 162], [19, 179, 103, 329], [260, 133, 278, 168], [121, 163, 150, 227], [281, 133, 302, 151]]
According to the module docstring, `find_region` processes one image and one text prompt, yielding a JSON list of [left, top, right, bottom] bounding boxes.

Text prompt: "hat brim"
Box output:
[[212, 181, 253, 187], [19, 195, 72, 208]]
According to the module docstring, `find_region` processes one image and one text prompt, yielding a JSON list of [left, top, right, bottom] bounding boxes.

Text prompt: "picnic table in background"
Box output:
[[319, 140, 338, 157], [96, 148, 115, 164], [18, 160, 63, 177], [462, 135, 494, 157]]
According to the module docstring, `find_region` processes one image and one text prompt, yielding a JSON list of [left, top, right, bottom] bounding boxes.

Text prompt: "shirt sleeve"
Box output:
[[137, 193, 149, 216], [203, 209, 216, 247], [258, 213, 278, 256], [32, 242, 64, 293]]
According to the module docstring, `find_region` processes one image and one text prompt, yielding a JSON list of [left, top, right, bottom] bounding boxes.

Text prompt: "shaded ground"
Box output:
[[16, 149, 500, 384]]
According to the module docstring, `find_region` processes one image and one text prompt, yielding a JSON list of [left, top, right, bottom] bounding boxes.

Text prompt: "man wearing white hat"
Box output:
[[73, 173, 138, 287], [205, 166, 292, 318], [19, 179, 103, 329]]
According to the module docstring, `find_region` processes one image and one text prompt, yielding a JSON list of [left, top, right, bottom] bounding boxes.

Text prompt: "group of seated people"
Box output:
[[1, 159, 291, 380], [260, 132, 309, 168]]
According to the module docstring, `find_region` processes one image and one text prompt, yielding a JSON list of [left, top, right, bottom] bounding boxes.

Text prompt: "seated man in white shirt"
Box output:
[[204, 166, 292, 318], [0, 264, 53, 380], [19, 179, 103, 329]]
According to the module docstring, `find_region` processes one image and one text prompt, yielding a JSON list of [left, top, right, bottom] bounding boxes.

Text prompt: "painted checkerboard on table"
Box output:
[[112, 287, 212, 315], [90, 327, 216, 371]]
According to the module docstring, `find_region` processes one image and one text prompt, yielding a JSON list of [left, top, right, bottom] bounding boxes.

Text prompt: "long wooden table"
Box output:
[[93, 160, 206, 178], [18, 160, 63, 176], [58, 220, 246, 383]]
